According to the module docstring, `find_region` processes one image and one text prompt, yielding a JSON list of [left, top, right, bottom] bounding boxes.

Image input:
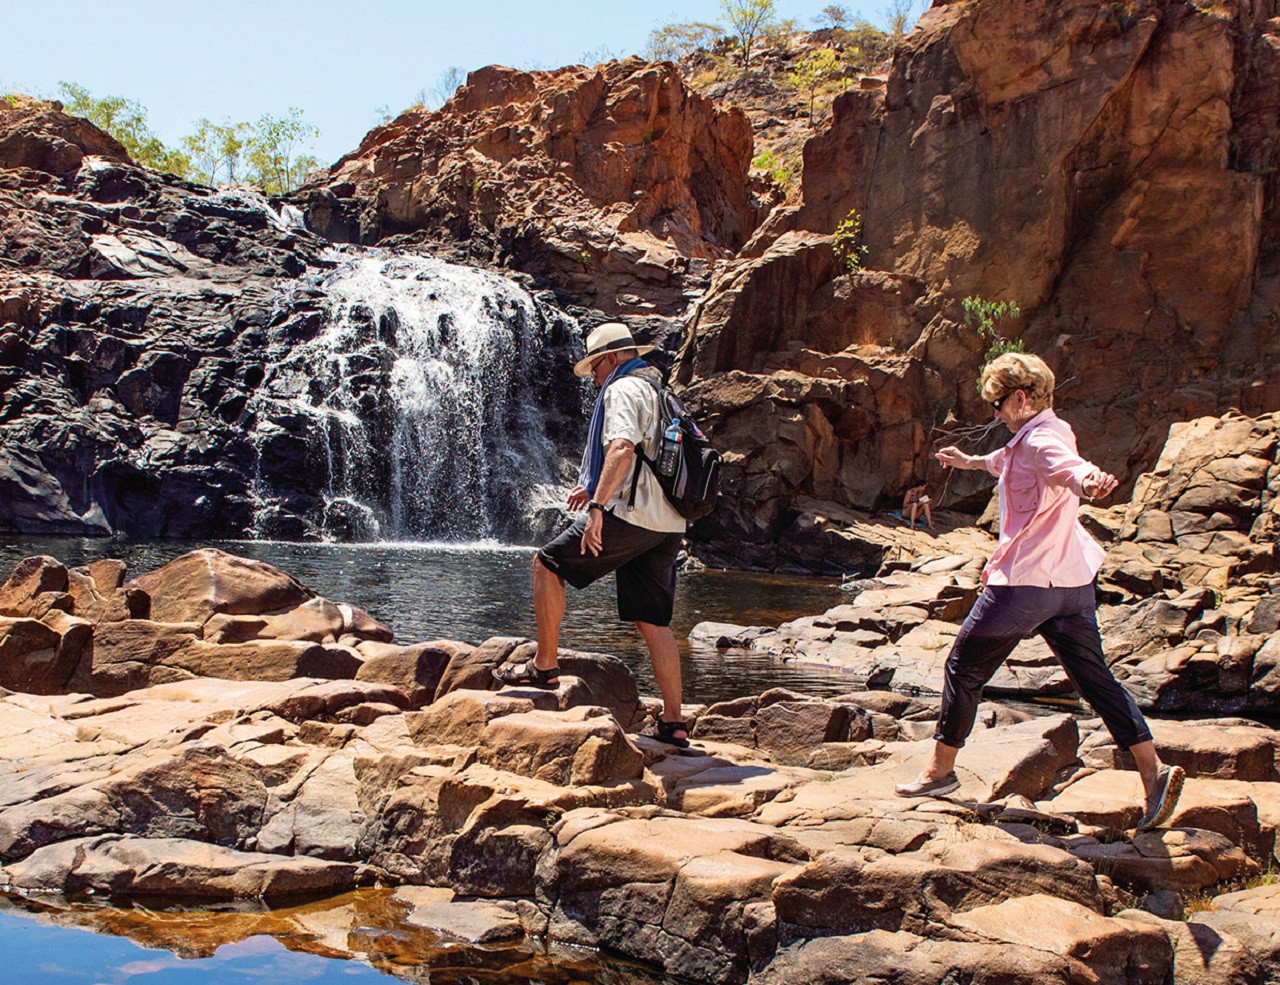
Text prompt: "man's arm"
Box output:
[[581, 438, 636, 556]]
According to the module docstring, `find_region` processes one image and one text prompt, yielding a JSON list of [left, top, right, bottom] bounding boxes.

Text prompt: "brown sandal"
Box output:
[[492, 659, 560, 690]]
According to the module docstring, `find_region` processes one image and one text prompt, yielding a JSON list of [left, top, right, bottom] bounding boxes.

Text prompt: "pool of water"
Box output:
[[0, 891, 671, 984], [0, 535, 860, 706]]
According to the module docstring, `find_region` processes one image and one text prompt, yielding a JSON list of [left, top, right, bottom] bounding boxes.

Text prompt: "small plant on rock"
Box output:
[[962, 295, 1024, 391], [832, 208, 869, 272], [752, 150, 797, 188]]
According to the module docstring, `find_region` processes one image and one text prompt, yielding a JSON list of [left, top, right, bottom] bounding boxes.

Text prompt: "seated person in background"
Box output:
[[903, 483, 932, 529]]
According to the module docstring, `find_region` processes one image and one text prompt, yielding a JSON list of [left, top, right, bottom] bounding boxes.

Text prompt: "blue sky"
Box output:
[[4, 0, 912, 166]]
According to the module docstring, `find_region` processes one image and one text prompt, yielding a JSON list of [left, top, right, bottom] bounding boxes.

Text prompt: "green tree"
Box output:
[[182, 119, 249, 186], [644, 21, 726, 61], [816, 4, 851, 27], [57, 81, 188, 176], [719, 0, 776, 69], [245, 108, 320, 195], [787, 48, 841, 126], [839, 21, 896, 72]]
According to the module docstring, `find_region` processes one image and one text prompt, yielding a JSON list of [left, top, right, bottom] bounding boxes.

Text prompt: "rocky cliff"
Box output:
[[0, 98, 584, 541], [3, 0, 1279, 571], [294, 59, 766, 318], [676, 0, 1280, 568]]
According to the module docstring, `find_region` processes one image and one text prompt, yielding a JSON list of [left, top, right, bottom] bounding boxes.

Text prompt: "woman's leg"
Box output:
[[1036, 585, 1181, 823], [906, 587, 1042, 788]]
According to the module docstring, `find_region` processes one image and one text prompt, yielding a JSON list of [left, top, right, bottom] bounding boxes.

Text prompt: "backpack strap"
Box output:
[[627, 375, 667, 512]]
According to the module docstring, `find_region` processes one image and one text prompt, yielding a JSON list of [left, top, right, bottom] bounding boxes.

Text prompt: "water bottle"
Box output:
[[658, 418, 681, 477]]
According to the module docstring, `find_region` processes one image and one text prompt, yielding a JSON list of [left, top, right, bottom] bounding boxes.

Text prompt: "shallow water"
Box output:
[[0, 535, 861, 705], [0, 891, 671, 984]]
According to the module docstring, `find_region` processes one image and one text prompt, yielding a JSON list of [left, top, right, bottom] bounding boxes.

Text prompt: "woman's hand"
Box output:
[[567, 485, 589, 510], [1080, 470, 1118, 501], [936, 446, 971, 470]]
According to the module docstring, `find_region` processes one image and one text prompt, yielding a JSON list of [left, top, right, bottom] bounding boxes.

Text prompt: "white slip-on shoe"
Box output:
[[895, 772, 960, 798]]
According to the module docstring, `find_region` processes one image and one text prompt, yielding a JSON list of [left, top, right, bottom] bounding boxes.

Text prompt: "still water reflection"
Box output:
[[0, 890, 670, 984], [0, 536, 856, 705]]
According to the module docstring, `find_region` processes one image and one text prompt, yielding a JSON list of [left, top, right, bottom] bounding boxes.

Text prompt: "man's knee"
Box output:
[[533, 554, 564, 587]]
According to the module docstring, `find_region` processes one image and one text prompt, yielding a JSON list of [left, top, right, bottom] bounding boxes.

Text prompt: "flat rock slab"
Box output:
[[402, 898, 524, 943], [0, 834, 364, 899], [950, 894, 1172, 983]]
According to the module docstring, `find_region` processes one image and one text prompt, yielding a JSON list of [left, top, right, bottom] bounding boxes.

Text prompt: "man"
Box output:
[[493, 322, 691, 747]]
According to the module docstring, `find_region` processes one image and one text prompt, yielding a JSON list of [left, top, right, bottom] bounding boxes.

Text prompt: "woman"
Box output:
[[896, 353, 1183, 831]]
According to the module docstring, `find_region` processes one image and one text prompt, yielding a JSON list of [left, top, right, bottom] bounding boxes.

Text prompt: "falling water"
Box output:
[[250, 247, 585, 542]]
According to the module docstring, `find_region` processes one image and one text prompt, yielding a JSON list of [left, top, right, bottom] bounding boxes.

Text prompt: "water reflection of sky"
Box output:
[[2, 913, 384, 983]]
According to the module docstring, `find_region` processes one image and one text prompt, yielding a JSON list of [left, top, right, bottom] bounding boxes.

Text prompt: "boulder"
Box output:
[[947, 895, 1172, 985], [0, 556, 69, 617], [0, 616, 79, 693], [1190, 885, 1280, 983], [772, 841, 1101, 937], [1069, 828, 1256, 893], [754, 929, 1100, 985], [401, 898, 524, 944], [1121, 909, 1263, 985], [477, 708, 645, 787], [354, 641, 455, 708], [129, 549, 315, 626]]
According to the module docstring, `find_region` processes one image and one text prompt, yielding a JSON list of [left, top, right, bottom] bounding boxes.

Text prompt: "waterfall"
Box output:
[[249, 246, 586, 542]]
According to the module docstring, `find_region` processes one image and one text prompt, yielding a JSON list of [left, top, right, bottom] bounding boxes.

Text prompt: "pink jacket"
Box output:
[[977, 409, 1107, 588]]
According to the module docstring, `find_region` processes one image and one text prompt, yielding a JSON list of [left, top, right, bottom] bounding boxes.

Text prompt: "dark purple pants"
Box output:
[[934, 582, 1153, 750]]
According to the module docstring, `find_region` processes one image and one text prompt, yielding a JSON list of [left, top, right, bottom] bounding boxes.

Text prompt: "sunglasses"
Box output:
[[990, 389, 1021, 411]]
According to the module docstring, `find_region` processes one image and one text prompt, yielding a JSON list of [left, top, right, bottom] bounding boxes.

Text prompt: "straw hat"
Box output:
[[573, 322, 656, 378]]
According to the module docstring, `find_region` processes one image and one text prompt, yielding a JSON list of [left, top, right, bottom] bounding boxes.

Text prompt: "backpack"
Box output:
[[626, 378, 721, 521]]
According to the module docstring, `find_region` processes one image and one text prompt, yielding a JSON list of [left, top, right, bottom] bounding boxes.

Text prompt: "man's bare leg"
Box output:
[[636, 621, 686, 739], [532, 555, 565, 670]]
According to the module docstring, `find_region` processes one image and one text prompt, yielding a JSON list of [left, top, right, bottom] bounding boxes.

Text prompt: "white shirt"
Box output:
[[600, 377, 687, 534]]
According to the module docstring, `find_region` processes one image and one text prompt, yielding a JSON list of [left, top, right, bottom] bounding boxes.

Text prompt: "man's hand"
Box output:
[[567, 485, 589, 510], [581, 508, 603, 556], [1081, 470, 1118, 501], [936, 446, 971, 470]]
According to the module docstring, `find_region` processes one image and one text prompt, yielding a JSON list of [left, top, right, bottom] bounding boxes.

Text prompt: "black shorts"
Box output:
[[538, 511, 684, 627]]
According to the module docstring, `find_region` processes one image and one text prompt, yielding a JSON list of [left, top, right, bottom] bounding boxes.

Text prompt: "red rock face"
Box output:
[[295, 59, 763, 315], [0, 97, 131, 175], [679, 0, 1280, 568]]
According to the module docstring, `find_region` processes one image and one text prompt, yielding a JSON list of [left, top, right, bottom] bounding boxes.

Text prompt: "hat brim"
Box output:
[[573, 344, 657, 378]]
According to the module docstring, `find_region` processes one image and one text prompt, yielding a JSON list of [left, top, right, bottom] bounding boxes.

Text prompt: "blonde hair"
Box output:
[[980, 353, 1054, 411]]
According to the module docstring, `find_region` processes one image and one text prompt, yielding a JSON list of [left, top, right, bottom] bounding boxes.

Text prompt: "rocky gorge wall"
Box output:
[[2, 0, 1279, 574], [294, 58, 767, 319], [675, 0, 1280, 569]]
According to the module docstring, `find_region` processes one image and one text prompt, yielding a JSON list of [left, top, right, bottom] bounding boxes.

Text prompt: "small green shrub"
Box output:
[[752, 150, 797, 187], [832, 207, 869, 271], [962, 295, 1024, 391]]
